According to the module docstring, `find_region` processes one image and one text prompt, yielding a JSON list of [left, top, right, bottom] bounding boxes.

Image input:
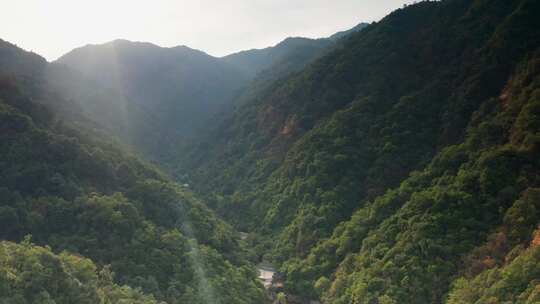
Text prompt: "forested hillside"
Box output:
[[51, 25, 367, 164], [1, 0, 539, 303], [0, 40, 265, 303], [0, 21, 370, 303], [0, 240, 160, 303], [290, 48, 540, 303], [176, 0, 540, 302]]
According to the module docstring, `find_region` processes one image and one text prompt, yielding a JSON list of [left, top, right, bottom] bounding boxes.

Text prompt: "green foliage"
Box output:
[[0, 53, 266, 303], [2, 0, 540, 303], [447, 241, 540, 304], [309, 29, 540, 304], [0, 240, 159, 304], [174, 0, 540, 302]]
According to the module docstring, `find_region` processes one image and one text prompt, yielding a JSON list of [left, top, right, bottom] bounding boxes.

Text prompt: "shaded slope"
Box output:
[[53, 40, 250, 160]]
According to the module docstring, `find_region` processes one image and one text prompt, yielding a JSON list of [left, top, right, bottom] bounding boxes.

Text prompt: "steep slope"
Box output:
[[0, 40, 266, 303], [290, 47, 540, 302], [177, 0, 540, 302]]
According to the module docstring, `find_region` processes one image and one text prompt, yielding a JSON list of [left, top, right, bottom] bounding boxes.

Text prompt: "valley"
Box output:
[[0, 0, 539, 303]]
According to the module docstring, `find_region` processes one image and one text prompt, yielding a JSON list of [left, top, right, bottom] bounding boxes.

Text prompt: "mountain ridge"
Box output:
[[1, 1, 539, 303], [49, 22, 369, 162], [173, 0, 540, 302]]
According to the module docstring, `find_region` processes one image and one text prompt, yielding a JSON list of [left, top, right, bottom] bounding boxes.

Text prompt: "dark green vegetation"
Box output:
[[2, 0, 540, 303], [0, 21, 368, 303], [0, 40, 265, 303], [0, 240, 159, 303], [175, 0, 540, 302]]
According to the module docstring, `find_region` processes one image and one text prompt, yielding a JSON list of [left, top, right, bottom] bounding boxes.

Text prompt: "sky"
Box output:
[[0, 0, 415, 61]]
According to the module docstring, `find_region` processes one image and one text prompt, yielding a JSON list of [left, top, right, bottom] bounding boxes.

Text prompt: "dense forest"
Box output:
[[1, 0, 539, 303], [0, 40, 265, 303], [175, 0, 540, 303]]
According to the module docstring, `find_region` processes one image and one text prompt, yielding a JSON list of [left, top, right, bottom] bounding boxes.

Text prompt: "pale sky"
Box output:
[[0, 0, 415, 61]]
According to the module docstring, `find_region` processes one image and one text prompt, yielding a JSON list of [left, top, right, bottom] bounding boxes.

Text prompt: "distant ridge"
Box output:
[[222, 22, 369, 77], [50, 22, 368, 161]]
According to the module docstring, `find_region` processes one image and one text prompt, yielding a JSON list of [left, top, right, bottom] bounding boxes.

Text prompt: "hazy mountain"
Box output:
[[51, 40, 250, 159], [223, 23, 369, 79], [55, 39, 247, 111], [45, 63, 164, 156], [50, 24, 368, 161], [222, 37, 332, 79], [0, 39, 47, 79]]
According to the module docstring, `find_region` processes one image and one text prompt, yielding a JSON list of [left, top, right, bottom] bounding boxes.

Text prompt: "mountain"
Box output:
[[51, 40, 250, 160], [2, 0, 540, 303], [223, 23, 369, 79], [222, 37, 332, 79], [175, 0, 540, 302], [0, 39, 266, 303], [50, 24, 367, 162]]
